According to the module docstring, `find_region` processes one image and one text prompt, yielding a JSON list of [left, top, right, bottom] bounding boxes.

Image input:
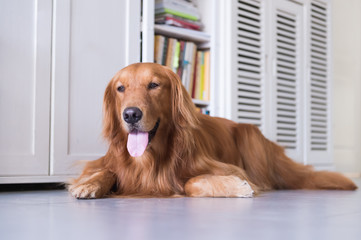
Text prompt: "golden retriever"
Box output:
[[69, 63, 357, 198]]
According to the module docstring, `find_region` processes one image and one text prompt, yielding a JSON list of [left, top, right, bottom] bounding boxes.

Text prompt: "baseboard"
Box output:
[[0, 175, 76, 184]]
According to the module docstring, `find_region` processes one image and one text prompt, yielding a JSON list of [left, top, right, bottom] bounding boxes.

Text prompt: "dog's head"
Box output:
[[103, 63, 198, 157]]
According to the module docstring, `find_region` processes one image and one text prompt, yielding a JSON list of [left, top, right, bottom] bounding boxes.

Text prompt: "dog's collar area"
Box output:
[[148, 119, 160, 144]]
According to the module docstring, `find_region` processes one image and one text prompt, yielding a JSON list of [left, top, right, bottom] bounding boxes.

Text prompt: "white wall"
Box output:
[[332, 0, 361, 175]]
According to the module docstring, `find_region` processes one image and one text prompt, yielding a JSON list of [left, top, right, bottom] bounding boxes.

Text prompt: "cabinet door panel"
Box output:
[[269, 0, 305, 163], [0, 0, 52, 176], [51, 0, 141, 175], [305, 0, 333, 165]]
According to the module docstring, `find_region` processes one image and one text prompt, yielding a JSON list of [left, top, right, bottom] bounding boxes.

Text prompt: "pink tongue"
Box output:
[[127, 131, 149, 157]]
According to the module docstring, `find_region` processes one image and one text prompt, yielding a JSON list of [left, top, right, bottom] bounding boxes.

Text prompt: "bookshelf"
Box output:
[[142, 0, 215, 113]]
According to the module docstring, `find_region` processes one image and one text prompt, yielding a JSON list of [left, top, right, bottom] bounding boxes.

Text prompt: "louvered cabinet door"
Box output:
[[270, 0, 304, 163], [305, 0, 332, 165], [233, 0, 266, 132], [230, 0, 333, 166]]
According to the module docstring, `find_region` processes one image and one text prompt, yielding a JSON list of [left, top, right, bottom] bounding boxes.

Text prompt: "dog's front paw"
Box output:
[[68, 183, 103, 199], [232, 177, 254, 198]]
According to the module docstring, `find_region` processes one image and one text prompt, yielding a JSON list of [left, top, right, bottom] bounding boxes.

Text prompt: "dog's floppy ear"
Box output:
[[103, 80, 121, 141], [165, 67, 199, 129]]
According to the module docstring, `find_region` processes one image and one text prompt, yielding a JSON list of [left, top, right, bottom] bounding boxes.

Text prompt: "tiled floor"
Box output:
[[0, 179, 360, 240]]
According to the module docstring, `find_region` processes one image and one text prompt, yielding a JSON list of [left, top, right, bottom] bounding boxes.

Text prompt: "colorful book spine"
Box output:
[[165, 38, 176, 68], [188, 43, 197, 95], [203, 50, 210, 101], [172, 41, 181, 73], [191, 50, 198, 98], [181, 42, 189, 87], [199, 51, 205, 100], [162, 37, 168, 65], [194, 51, 202, 100], [177, 41, 186, 78], [154, 35, 165, 64], [154, 35, 159, 63]]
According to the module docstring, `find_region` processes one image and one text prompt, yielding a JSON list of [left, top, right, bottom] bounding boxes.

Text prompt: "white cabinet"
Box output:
[[0, 0, 334, 183], [0, 0, 52, 177], [51, 0, 141, 175], [0, 0, 141, 183]]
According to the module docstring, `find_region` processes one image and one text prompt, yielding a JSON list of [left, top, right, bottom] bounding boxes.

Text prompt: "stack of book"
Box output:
[[154, 35, 210, 101], [155, 0, 203, 31]]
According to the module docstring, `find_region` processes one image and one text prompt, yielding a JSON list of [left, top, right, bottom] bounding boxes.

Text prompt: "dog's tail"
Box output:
[[306, 170, 358, 190], [235, 124, 357, 191], [268, 141, 357, 190]]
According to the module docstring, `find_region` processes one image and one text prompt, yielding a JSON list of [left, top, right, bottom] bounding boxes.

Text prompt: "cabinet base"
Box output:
[[0, 175, 75, 184]]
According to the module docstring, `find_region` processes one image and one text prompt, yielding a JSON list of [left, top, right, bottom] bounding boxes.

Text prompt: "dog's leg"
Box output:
[[68, 158, 116, 199], [184, 174, 254, 198]]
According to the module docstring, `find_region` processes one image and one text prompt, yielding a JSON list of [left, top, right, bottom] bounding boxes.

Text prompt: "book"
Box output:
[[154, 35, 165, 64], [198, 51, 205, 100], [172, 41, 181, 73], [165, 38, 177, 68], [188, 42, 197, 94], [177, 41, 186, 79], [162, 37, 169, 65], [193, 51, 202, 99], [182, 41, 196, 94], [181, 41, 189, 87], [203, 50, 210, 101], [154, 36, 159, 63], [191, 49, 198, 98]]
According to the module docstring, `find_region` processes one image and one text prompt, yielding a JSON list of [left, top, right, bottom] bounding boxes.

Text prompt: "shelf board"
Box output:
[[192, 99, 210, 106], [198, 41, 211, 49], [154, 24, 210, 43]]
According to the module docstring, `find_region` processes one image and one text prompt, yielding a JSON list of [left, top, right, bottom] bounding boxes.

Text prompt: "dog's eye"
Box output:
[[148, 82, 159, 90], [117, 85, 125, 92]]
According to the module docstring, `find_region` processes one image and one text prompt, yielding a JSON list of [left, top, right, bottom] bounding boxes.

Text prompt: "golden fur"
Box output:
[[69, 63, 357, 199]]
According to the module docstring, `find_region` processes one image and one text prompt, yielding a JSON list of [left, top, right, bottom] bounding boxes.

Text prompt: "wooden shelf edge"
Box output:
[[192, 99, 210, 106]]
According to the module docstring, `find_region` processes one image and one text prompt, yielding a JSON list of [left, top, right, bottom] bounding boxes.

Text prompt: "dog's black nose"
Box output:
[[123, 107, 143, 124]]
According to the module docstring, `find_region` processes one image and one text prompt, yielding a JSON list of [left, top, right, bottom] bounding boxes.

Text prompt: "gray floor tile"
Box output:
[[0, 179, 360, 240]]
